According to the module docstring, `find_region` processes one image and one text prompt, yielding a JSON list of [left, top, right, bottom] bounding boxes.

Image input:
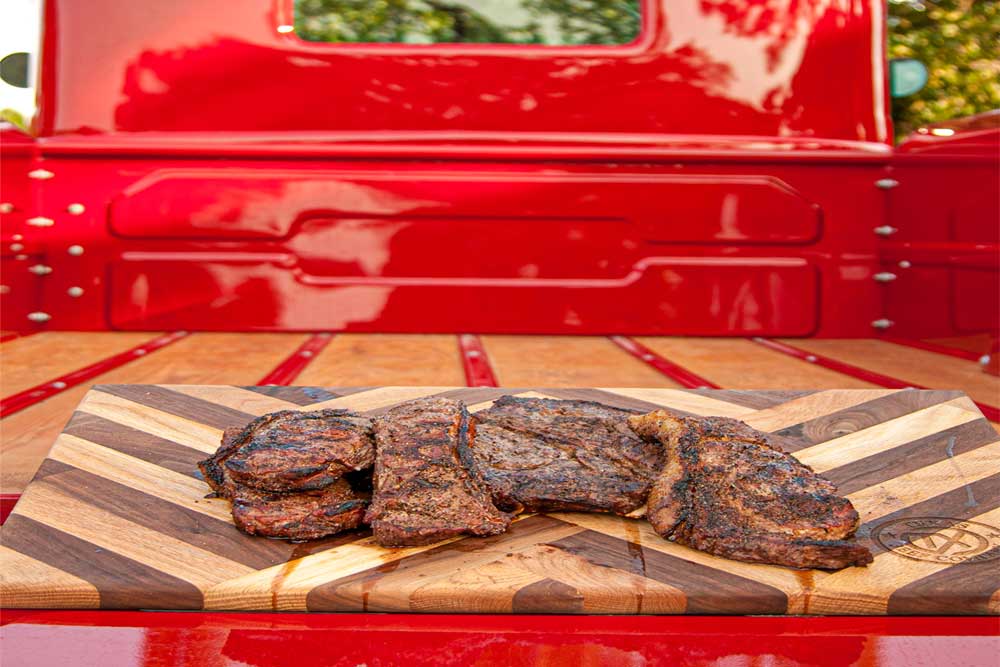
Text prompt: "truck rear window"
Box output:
[[293, 0, 642, 46]]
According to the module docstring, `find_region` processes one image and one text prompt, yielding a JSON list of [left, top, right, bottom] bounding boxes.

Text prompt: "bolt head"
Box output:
[[871, 318, 894, 329], [27, 311, 51, 322], [28, 264, 53, 276], [875, 178, 900, 190], [28, 169, 55, 180], [67, 286, 84, 297], [67, 203, 86, 215], [67, 245, 85, 256], [27, 217, 54, 227], [12, 234, 22, 241], [0, 203, 13, 214], [978, 354, 991, 366], [9, 243, 24, 252], [14, 254, 27, 261], [898, 260, 912, 269]]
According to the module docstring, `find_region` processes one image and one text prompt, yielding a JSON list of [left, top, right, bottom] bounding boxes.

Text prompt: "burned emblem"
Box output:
[[873, 517, 1000, 564]]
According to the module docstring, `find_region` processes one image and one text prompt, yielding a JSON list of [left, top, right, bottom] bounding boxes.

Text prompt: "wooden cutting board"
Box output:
[[2, 385, 998, 614]]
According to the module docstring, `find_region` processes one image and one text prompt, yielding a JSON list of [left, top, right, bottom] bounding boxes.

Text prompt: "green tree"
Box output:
[[888, 0, 1000, 139]]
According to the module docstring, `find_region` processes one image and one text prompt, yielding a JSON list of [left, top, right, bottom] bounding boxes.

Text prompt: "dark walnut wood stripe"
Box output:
[[63, 412, 207, 479], [95, 384, 256, 430], [773, 390, 964, 452], [684, 389, 816, 411], [888, 546, 1000, 615], [2, 514, 202, 610], [826, 420, 1000, 496], [245, 385, 354, 406], [36, 465, 294, 571], [512, 579, 585, 613], [550, 528, 788, 614]]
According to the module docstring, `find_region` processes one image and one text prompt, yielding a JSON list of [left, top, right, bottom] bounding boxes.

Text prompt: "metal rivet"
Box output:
[[0, 203, 13, 214], [12, 233, 22, 241], [28, 264, 53, 276], [871, 318, 894, 329], [9, 243, 24, 252], [978, 354, 991, 366], [67, 245, 85, 256], [67, 286, 84, 297], [875, 178, 899, 190], [27, 216, 54, 227], [0, 285, 9, 294], [51, 381, 67, 389], [67, 203, 86, 215], [28, 169, 54, 180], [873, 225, 898, 237], [27, 311, 51, 322], [805, 355, 818, 362], [898, 260, 912, 269], [873, 272, 897, 282]]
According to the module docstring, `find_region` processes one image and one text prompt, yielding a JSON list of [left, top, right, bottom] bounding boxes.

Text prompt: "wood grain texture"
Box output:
[[296, 334, 467, 387], [2, 385, 998, 615]]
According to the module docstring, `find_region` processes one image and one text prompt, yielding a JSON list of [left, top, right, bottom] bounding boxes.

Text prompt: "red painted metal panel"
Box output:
[[0, 332, 188, 418], [457, 334, 498, 388], [2, 611, 997, 667], [40, 1, 889, 143], [0, 332, 37, 344], [257, 333, 333, 385], [751, 337, 1000, 422], [609, 336, 720, 388]]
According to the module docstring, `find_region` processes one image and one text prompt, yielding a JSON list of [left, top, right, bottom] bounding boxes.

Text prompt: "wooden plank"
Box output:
[[0, 333, 307, 495], [482, 336, 678, 387], [634, 338, 876, 389], [295, 334, 466, 387], [0, 332, 157, 396], [785, 339, 1000, 412]]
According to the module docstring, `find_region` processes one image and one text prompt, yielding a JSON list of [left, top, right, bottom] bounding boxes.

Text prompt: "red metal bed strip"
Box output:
[[752, 337, 1000, 422], [257, 333, 333, 385], [457, 334, 498, 387], [0, 331, 38, 344], [609, 336, 721, 389], [0, 331, 189, 419], [0, 494, 18, 524], [882, 336, 987, 363]]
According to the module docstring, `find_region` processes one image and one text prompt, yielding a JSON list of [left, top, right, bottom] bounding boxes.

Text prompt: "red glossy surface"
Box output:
[[257, 333, 333, 385], [0, 494, 18, 524], [40, 0, 889, 143], [751, 337, 1000, 422], [1, 611, 997, 667], [457, 334, 498, 387], [610, 335, 720, 388], [0, 332, 188, 418], [0, 125, 40, 331]]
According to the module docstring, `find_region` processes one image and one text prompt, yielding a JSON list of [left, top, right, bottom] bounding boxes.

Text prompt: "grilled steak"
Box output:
[[231, 477, 369, 540], [471, 395, 662, 515], [629, 411, 872, 570], [365, 397, 511, 547], [206, 409, 374, 493]]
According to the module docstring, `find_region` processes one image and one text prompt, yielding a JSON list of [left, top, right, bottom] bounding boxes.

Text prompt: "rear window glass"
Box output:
[[293, 0, 642, 46]]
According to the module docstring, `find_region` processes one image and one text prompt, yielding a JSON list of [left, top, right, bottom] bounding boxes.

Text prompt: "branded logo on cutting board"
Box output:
[[873, 517, 1000, 564]]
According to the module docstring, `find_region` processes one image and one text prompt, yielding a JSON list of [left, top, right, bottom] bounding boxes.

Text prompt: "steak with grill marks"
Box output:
[[230, 477, 370, 540], [206, 409, 374, 493], [629, 411, 873, 570], [470, 395, 662, 516], [365, 397, 511, 547]]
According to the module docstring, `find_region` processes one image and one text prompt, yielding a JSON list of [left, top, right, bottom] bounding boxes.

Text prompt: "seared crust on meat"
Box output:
[[471, 395, 662, 515], [629, 411, 872, 570], [365, 398, 511, 547], [231, 477, 369, 540], [207, 409, 373, 493]]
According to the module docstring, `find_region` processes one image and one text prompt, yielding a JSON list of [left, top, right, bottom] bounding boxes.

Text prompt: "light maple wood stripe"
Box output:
[[512, 544, 686, 614], [14, 484, 253, 589], [296, 334, 467, 387], [307, 386, 453, 412], [204, 536, 466, 611], [407, 560, 546, 613], [78, 390, 222, 454], [47, 433, 232, 523], [552, 513, 812, 609], [848, 440, 1000, 524], [743, 389, 897, 432], [169, 385, 301, 416], [0, 546, 101, 609], [600, 388, 756, 418], [794, 398, 982, 473], [809, 505, 1000, 614]]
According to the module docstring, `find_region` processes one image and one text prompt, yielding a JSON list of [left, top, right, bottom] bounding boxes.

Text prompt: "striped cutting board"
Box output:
[[2, 385, 998, 614]]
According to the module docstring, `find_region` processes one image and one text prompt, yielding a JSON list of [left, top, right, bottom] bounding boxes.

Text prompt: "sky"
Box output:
[[0, 0, 42, 123]]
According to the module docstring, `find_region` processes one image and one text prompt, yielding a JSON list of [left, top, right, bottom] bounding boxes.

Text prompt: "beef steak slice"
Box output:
[[231, 477, 369, 540], [629, 411, 873, 570], [365, 397, 511, 547], [470, 395, 662, 515]]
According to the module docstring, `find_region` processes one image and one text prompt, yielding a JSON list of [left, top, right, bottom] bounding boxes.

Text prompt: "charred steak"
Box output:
[[231, 477, 369, 540], [209, 409, 374, 493], [629, 411, 873, 570], [471, 395, 662, 515], [365, 397, 511, 547]]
